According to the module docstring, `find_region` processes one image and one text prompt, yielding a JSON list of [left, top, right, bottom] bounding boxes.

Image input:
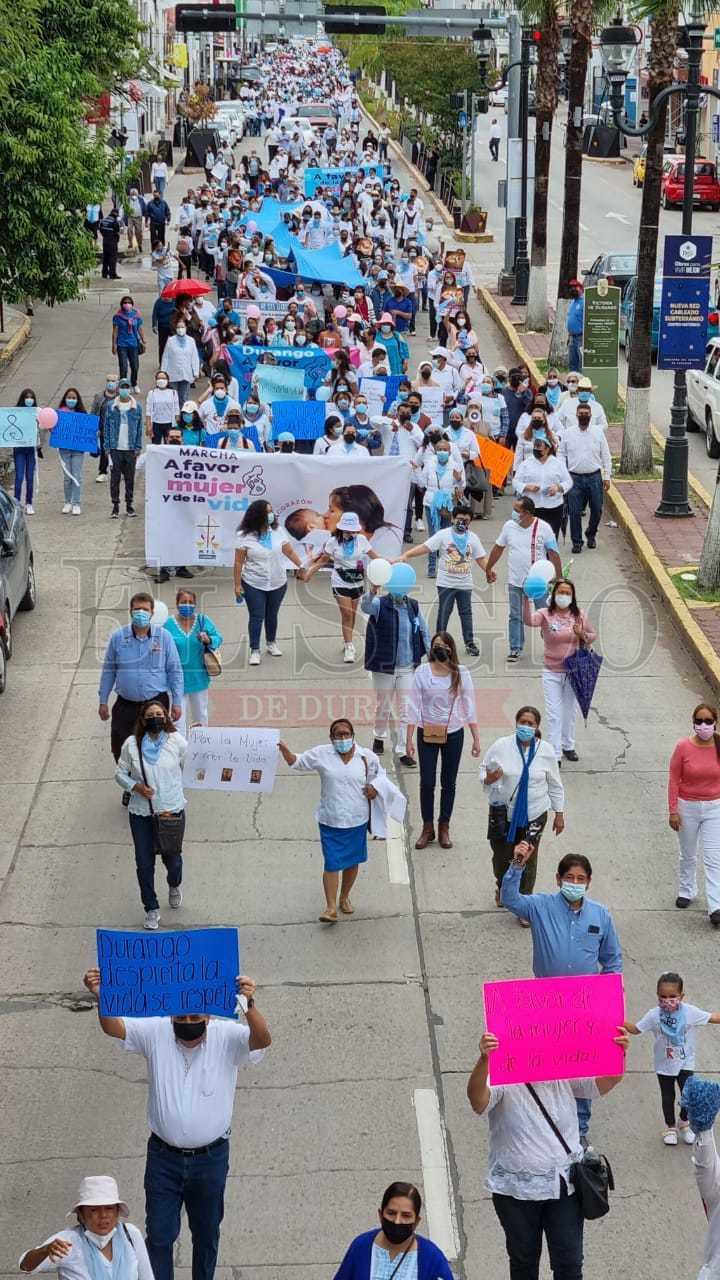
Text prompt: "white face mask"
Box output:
[[84, 1229, 117, 1250], [555, 594, 573, 610]]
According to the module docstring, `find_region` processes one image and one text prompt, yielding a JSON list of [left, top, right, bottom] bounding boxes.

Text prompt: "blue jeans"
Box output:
[[59, 449, 84, 505], [13, 447, 36, 503], [154, 176, 167, 196], [508, 584, 525, 653], [567, 332, 582, 373], [567, 471, 604, 548], [576, 1096, 592, 1138], [425, 505, 444, 576], [436, 586, 474, 645], [129, 811, 183, 911], [118, 346, 140, 385], [242, 579, 287, 649], [145, 1134, 229, 1280], [170, 379, 191, 409]]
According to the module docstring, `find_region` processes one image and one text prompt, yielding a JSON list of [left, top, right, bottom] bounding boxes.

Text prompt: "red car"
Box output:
[[661, 157, 720, 210]]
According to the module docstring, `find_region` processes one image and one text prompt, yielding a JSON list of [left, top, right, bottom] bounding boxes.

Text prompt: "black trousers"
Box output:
[[417, 727, 464, 822], [492, 1183, 584, 1280], [110, 449, 137, 508], [101, 239, 118, 277], [533, 505, 564, 537], [658, 1070, 693, 1126], [149, 221, 166, 247], [110, 691, 169, 762]]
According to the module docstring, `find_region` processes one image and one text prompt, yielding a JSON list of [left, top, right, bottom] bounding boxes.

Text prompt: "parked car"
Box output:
[[661, 157, 720, 210], [632, 145, 646, 187], [687, 336, 720, 457], [583, 252, 638, 295], [490, 84, 508, 109], [619, 273, 662, 357], [0, 490, 37, 694], [212, 101, 245, 138], [276, 116, 315, 147]]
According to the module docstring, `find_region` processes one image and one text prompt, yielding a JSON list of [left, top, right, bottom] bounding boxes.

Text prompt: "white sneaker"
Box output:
[[267, 641, 282, 656], [169, 886, 183, 909], [144, 909, 161, 930], [415, 518, 425, 531], [249, 650, 261, 666], [679, 1123, 695, 1144], [25, 504, 34, 515], [62, 503, 72, 514], [343, 642, 356, 663], [96, 473, 107, 483], [72, 505, 82, 516], [663, 1128, 678, 1146]]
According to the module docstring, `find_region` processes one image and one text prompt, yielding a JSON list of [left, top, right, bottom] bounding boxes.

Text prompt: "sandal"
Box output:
[[319, 909, 337, 923], [339, 898, 354, 914]]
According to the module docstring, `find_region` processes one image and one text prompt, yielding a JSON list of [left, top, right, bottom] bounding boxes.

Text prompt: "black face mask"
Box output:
[[578, 417, 591, 430], [343, 432, 356, 444], [172, 1020, 206, 1043], [532, 447, 545, 460], [144, 716, 165, 735], [381, 1218, 415, 1245], [280, 443, 294, 453], [430, 645, 449, 663]]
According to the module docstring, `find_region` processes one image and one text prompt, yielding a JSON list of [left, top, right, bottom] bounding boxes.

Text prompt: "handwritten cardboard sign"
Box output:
[[97, 926, 239, 1018], [0, 407, 37, 449], [183, 726, 279, 793], [483, 973, 625, 1085], [47, 410, 99, 453]]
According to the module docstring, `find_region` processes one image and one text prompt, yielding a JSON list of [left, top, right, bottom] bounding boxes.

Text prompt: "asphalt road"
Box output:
[[0, 153, 718, 1280]]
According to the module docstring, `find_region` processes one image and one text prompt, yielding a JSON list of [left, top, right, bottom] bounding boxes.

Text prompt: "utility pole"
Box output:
[[512, 27, 533, 306], [499, 10, 521, 293]]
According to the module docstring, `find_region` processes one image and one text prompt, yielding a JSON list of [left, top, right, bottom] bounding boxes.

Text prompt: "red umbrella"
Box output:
[[161, 279, 213, 300]]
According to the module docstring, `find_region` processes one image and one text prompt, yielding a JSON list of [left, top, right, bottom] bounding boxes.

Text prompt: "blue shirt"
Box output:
[[500, 863, 623, 978], [390, 295, 414, 332], [99, 623, 183, 705], [361, 594, 430, 667], [567, 296, 584, 336], [112, 308, 144, 349]]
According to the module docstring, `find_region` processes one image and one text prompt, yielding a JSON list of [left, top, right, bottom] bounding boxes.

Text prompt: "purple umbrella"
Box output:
[[563, 645, 603, 722]]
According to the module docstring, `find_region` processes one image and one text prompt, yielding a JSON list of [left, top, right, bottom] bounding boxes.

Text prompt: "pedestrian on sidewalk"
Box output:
[[484, 497, 562, 663], [482, 705, 565, 908], [566, 279, 584, 373], [98, 591, 183, 769], [145, 371, 180, 444], [150, 154, 169, 197], [90, 375, 119, 483], [164, 588, 222, 729], [145, 191, 171, 248], [98, 208, 121, 280], [278, 719, 382, 923], [406, 630, 481, 850], [19, 1174, 152, 1280], [361, 577, 430, 767], [233, 498, 304, 667], [55, 388, 88, 516], [126, 188, 146, 253], [489, 117, 502, 161], [81, 967, 270, 1280], [105, 379, 142, 518], [112, 296, 144, 392], [13, 388, 38, 514], [523, 578, 596, 763], [512, 431, 572, 537], [668, 702, 720, 927], [400, 502, 487, 658], [115, 699, 187, 927], [333, 1182, 455, 1280]]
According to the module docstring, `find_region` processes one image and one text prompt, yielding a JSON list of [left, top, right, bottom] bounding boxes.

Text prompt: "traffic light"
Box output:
[[175, 3, 236, 31], [323, 4, 386, 35]]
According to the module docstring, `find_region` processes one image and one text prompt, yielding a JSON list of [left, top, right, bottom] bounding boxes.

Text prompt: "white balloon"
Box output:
[[532, 559, 556, 585], [367, 558, 392, 586], [152, 600, 169, 626]]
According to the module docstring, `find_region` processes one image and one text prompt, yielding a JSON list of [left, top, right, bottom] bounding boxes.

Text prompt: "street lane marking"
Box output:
[[413, 1088, 460, 1260], [387, 815, 410, 885], [549, 196, 589, 233]]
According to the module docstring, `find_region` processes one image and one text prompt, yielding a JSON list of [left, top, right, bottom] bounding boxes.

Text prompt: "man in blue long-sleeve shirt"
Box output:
[[99, 591, 183, 764], [502, 848, 622, 1141], [566, 280, 585, 373]]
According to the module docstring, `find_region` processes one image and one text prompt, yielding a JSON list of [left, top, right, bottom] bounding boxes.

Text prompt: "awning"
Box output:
[[131, 78, 167, 102]]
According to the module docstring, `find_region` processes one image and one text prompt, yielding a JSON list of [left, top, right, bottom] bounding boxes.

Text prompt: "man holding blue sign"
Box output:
[[83, 963, 271, 1280]]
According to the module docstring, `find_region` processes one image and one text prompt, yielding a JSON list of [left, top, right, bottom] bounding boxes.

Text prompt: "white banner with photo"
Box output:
[[183, 727, 279, 793], [144, 446, 412, 567]]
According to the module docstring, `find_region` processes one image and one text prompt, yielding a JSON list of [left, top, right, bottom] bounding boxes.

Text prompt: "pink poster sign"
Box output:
[[483, 973, 626, 1086]]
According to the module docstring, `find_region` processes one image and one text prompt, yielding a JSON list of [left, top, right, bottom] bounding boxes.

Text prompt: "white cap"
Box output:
[[336, 511, 362, 532], [431, 347, 447, 359], [181, 400, 198, 414], [67, 1176, 129, 1221]]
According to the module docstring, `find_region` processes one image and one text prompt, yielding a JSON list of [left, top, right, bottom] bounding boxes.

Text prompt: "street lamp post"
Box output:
[[601, 10, 720, 518], [512, 28, 533, 306]]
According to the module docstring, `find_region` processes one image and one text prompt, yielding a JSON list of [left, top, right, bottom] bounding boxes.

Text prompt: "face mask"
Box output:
[[578, 417, 591, 430], [182, 412, 194, 425], [560, 881, 587, 903], [532, 447, 545, 460], [172, 1019, 206, 1043], [295, 334, 307, 346], [65, 397, 78, 408], [454, 519, 469, 534], [156, 378, 169, 388], [555, 594, 572, 610], [267, 512, 276, 524], [145, 715, 165, 735], [245, 404, 260, 417], [695, 721, 716, 741], [337, 398, 350, 409], [296, 289, 305, 297], [567, 383, 578, 394], [213, 389, 227, 401], [659, 995, 682, 1012], [122, 302, 133, 312], [24, 396, 35, 406], [450, 421, 463, 432], [381, 1219, 415, 1246], [332, 737, 354, 754], [436, 451, 449, 465], [119, 389, 131, 401], [531, 416, 545, 428], [511, 510, 524, 524], [381, 325, 392, 336], [84, 1230, 117, 1251], [225, 428, 241, 446], [343, 432, 356, 444], [178, 603, 195, 618], [578, 391, 591, 403], [176, 325, 187, 336], [516, 724, 536, 743], [430, 644, 449, 662], [547, 377, 558, 386], [106, 383, 118, 395]]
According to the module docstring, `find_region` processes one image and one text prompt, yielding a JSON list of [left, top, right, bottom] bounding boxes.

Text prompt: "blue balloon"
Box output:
[[523, 574, 548, 600], [386, 563, 417, 595]]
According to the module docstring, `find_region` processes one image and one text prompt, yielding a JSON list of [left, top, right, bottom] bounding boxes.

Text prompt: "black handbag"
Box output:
[[487, 804, 509, 840], [138, 745, 186, 856], [525, 1084, 614, 1220]]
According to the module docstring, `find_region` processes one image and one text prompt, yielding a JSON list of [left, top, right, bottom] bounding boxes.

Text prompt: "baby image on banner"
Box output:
[[183, 727, 279, 793]]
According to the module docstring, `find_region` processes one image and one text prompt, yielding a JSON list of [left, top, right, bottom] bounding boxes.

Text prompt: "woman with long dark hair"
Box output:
[[14, 388, 39, 513], [669, 702, 720, 926], [512, 430, 572, 537], [333, 1181, 454, 1279], [234, 498, 304, 666], [406, 630, 481, 850], [523, 578, 596, 763], [55, 387, 89, 515]]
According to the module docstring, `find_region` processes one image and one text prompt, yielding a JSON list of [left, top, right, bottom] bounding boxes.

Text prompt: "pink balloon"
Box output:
[[334, 305, 348, 320], [37, 407, 58, 430], [246, 304, 261, 320]]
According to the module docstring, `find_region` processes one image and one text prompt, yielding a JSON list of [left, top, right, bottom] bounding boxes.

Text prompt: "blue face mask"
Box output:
[[398, 391, 408, 401], [578, 391, 591, 403], [178, 603, 195, 618], [516, 724, 535, 743], [332, 737, 354, 754], [225, 429, 241, 446], [182, 413, 194, 424], [24, 397, 35, 406], [511, 510, 523, 524], [267, 512, 275, 525], [560, 881, 587, 903], [65, 397, 78, 408], [245, 404, 260, 417], [132, 609, 152, 628]]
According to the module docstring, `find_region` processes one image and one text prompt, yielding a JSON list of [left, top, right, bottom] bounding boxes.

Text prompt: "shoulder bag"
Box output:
[[199, 614, 223, 678], [525, 1083, 614, 1220], [138, 742, 186, 857], [423, 686, 458, 745]]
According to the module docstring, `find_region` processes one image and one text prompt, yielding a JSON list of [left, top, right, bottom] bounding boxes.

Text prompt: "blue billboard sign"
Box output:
[[658, 234, 712, 371]]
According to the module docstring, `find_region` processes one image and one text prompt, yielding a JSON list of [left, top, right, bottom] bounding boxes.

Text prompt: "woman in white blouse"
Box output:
[[278, 718, 380, 923], [406, 630, 481, 851], [234, 498, 304, 667], [19, 1174, 152, 1280], [481, 704, 565, 912], [513, 431, 572, 537]]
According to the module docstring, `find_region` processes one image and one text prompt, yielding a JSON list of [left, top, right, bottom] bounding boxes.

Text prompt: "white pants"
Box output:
[[179, 689, 209, 735], [542, 670, 577, 759], [372, 668, 414, 750], [677, 797, 720, 913]]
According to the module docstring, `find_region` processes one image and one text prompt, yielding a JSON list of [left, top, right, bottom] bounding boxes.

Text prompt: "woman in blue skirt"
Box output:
[[278, 718, 380, 924]]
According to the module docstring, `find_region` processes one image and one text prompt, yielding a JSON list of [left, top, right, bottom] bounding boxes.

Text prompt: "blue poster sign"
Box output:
[[96, 926, 239, 1018], [47, 410, 100, 453], [658, 234, 712, 371]]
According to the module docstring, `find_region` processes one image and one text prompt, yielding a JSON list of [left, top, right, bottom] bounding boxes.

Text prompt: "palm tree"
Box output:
[[525, 2, 561, 332], [620, 5, 679, 475], [548, 0, 594, 366]]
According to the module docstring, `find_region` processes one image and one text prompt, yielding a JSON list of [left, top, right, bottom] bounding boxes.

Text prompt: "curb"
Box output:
[[0, 313, 32, 367], [478, 284, 720, 693]]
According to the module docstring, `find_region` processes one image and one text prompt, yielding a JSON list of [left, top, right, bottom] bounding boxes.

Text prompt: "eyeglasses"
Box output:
[[694, 717, 716, 726]]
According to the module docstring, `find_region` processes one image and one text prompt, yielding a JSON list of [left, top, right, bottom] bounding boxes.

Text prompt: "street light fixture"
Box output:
[[600, 12, 720, 518], [560, 24, 573, 61], [473, 24, 494, 61]]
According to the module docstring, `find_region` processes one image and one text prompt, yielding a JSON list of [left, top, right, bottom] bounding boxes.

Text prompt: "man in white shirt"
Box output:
[[555, 377, 607, 432], [326, 424, 369, 459], [560, 405, 612, 553], [467, 1029, 627, 1280], [401, 503, 486, 656], [82, 966, 271, 1280], [485, 496, 562, 662], [489, 117, 502, 161]]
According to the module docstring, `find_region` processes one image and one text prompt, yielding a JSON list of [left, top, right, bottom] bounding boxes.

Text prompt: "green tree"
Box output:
[[38, 0, 147, 91]]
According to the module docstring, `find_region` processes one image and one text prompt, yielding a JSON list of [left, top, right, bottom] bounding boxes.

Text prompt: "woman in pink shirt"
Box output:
[[523, 578, 596, 764], [668, 702, 720, 926]]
